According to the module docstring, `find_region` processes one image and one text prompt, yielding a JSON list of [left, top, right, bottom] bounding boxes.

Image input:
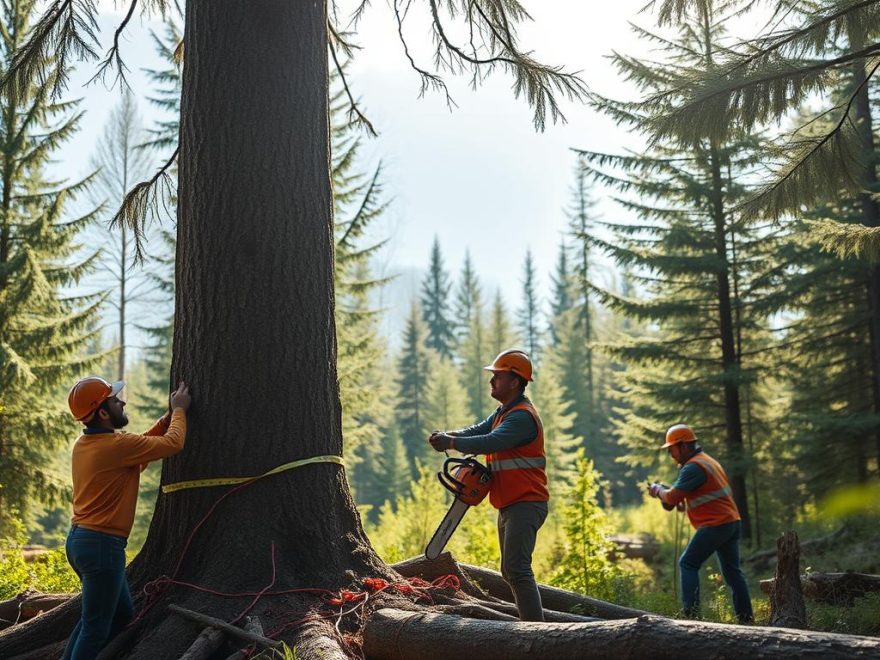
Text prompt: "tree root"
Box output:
[[362, 608, 880, 659], [286, 620, 349, 660], [0, 594, 80, 658]]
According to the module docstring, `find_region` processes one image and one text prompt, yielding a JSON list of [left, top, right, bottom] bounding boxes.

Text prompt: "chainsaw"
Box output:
[[425, 456, 491, 560]]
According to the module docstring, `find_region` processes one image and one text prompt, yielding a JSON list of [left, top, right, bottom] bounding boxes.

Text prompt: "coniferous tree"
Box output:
[[518, 250, 541, 362], [395, 302, 432, 476], [488, 289, 517, 358], [455, 252, 488, 419], [549, 238, 575, 344], [0, 0, 102, 536], [579, 3, 789, 538], [421, 237, 455, 359], [424, 356, 471, 434], [89, 92, 152, 381], [530, 352, 580, 487]]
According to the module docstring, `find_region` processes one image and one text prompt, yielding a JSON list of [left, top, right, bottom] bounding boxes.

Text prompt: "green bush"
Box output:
[[0, 517, 79, 599]]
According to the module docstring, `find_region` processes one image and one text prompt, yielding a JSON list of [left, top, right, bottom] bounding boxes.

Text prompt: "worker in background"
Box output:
[[63, 377, 191, 660], [428, 349, 548, 621], [647, 423, 754, 623]]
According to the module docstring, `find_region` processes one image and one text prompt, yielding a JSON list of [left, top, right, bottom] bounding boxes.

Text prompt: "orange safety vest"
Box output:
[[486, 399, 549, 509], [681, 451, 741, 529]]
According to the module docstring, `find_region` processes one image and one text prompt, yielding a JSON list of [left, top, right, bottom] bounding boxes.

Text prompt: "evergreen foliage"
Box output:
[[394, 302, 432, 476], [420, 237, 456, 359], [517, 249, 541, 362], [550, 451, 626, 602], [488, 289, 517, 359], [0, 0, 102, 538], [454, 252, 488, 420]]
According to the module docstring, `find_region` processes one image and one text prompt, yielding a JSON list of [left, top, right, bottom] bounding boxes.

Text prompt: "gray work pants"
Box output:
[[497, 500, 548, 621]]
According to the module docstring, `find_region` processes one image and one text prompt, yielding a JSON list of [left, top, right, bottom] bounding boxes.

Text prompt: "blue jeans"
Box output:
[[62, 526, 134, 660], [679, 520, 753, 623]]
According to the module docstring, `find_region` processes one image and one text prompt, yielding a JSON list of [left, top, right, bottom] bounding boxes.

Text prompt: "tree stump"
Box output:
[[769, 531, 806, 629]]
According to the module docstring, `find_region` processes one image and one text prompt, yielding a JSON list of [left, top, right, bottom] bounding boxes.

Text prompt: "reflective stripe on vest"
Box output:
[[688, 484, 734, 509], [489, 456, 547, 472], [682, 451, 740, 528], [486, 399, 548, 508]]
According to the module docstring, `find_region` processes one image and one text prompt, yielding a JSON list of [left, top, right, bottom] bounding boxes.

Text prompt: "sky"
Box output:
[[52, 1, 767, 347]]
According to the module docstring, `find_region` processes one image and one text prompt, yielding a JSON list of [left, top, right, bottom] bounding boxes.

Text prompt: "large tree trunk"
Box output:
[[1, 1, 390, 657], [363, 608, 880, 659]]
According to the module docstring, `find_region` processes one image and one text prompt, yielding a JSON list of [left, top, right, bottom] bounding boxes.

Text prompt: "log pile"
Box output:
[[607, 533, 660, 561]]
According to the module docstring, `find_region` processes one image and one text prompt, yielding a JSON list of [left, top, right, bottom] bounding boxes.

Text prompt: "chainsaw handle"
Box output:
[[438, 457, 469, 493]]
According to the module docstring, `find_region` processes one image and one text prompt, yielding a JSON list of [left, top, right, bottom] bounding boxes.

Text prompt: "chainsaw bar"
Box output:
[[425, 498, 470, 560]]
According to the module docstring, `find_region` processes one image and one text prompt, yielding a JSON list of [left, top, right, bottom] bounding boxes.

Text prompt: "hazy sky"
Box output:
[[54, 1, 756, 346]]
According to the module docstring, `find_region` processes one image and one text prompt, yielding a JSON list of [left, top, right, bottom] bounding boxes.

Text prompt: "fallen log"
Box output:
[[471, 599, 601, 623], [9, 639, 67, 660], [608, 533, 659, 561], [391, 553, 492, 600], [761, 572, 880, 607], [746, 527, 846, 568], [0, 591, 73, 630], [457, 561, 650, 620], [391, 553, 648, 620], [769, 531, 806, 629], [362, 608, 880, 659]]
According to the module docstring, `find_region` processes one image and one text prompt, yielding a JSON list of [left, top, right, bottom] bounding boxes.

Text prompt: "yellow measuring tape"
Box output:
[[161, 455, 345, 494]]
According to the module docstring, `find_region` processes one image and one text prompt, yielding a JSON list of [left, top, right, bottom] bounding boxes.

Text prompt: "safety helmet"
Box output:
[[483, 349, 534, 382], [661, 423, 697, 448], [68, 376, 125, 421]]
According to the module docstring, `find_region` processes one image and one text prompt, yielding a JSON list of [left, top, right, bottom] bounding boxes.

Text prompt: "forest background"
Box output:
[[1, 0, 879, 635]]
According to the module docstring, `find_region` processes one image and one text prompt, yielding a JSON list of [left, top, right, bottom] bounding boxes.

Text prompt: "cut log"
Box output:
[[432, 604, 518, 621], [608, 533, 660, 561], [167, 605, 281, 650], [391, 553, 492, 600], [769, 531, 806, 629], [362, 608, 880, 659], [761, 572, 880, 607], [471, 599, 601, 623], [9, 639, 67, 660], [178, 626, 226, 660], [391, 552, 646, 619], [457, 561, 649, 620], [0, 591, 73, 630]]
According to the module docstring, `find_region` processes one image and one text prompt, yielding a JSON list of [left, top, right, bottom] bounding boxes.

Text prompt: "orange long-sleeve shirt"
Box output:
[[71, 408, 187, 538]]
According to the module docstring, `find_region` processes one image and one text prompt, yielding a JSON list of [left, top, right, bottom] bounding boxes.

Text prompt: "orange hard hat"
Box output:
[[661, 423, 697, 448], [483, 349, 534, 382], [68, 376, 125, 421]]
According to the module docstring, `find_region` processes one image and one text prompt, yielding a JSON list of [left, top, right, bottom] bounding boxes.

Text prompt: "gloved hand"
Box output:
[[647, 482, 664, 498], [429, 432, 454, 452]]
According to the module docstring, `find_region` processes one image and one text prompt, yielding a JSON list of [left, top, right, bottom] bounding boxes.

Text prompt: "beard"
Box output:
[[110, 408, 129, 428]]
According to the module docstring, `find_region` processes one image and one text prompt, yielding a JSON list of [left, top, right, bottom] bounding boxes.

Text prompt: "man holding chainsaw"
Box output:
[[647, 423, 753, 623], [429, 349, 548, 621]]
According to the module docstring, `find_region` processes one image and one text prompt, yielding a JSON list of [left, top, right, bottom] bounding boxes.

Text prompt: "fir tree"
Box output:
[[548, 238, 575, 344], [423, 356, 471, 433], [395, 302, 432, 476], [455, 252, 487, 419], [529, 351, 580, 487], [578, 3, 790, 538], [488, 289, 517, 358], [0, 0, 102, 536], [518, 249, 541, 362], [420, 236, 455, 359]]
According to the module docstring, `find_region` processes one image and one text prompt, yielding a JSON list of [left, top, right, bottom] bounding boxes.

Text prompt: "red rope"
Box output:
[[131, 472, 462, 651]]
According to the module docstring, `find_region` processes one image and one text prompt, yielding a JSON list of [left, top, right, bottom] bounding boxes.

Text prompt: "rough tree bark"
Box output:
[[0, 1, 392, 657], [363, 609, 880, 659], [768, 531, 806, 629]]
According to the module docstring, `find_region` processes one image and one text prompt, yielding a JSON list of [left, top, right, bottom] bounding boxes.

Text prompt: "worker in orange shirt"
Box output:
[[647, 423, 753, 623], [62, 377, 191, 660]]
